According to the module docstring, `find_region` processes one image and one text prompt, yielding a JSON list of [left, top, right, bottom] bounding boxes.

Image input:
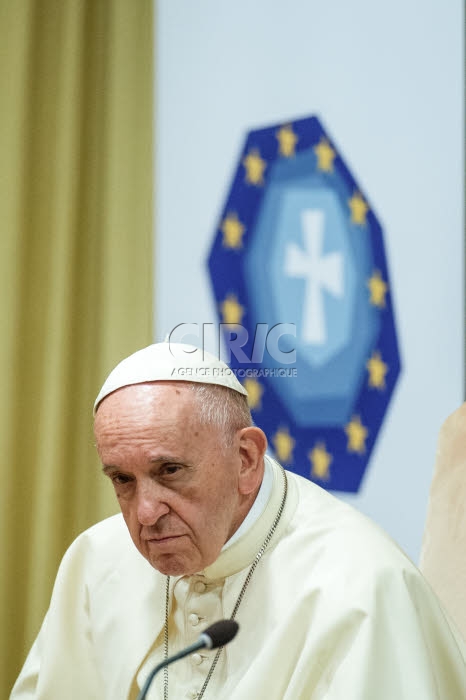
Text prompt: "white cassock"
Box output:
[[11, 456, 466, 699]]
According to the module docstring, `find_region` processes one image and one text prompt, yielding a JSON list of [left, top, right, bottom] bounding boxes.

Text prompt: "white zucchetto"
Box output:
[[94, 342, 247, 413]]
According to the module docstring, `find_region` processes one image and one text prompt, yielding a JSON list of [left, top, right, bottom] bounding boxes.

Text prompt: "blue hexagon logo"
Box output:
[[207, 116, 401, 492]]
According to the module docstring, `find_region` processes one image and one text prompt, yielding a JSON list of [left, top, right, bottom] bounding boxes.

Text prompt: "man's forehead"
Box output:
[[95, 381, 193, 415], [93, 382, 223, 453]]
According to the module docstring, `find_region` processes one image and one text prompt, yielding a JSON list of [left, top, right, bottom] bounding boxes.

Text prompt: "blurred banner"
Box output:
[[0, 1, 154, 695], [207, 115, 401, 494]]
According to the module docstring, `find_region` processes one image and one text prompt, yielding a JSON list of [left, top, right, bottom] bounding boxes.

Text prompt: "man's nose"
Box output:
[[136, 482, 170, 526]]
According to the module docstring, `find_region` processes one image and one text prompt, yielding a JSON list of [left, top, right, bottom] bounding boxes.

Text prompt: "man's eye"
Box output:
[[111, 473, 132, 485], [162, 464, 182, 477]]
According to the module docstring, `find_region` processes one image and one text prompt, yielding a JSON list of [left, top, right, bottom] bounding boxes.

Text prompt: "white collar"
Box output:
[[222, 455, 273, 551]]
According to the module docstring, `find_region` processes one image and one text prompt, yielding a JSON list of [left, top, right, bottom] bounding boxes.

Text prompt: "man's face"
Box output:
[[94, 383, 252, 576]]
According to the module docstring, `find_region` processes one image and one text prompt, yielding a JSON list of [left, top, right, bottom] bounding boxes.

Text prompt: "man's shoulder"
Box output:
[[80, 512, 128, 542], [60, 513, 151, 584], [285, 469, 416, 576], [72, 512, 130, 552], [264, 471, 438, 620]]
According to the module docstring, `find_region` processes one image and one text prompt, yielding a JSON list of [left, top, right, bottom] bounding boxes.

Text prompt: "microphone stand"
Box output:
[[136, 634, 211, 700]]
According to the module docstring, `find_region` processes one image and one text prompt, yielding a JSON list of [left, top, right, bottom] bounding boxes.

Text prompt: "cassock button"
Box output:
[[188, 691, 199, 699], [194, 581, 206, 593], [191, 653, 203, 666], [188, 613, 200, 626]]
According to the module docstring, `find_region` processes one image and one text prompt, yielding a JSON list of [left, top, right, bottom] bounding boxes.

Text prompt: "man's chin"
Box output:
[[148, 553, 200, 577]]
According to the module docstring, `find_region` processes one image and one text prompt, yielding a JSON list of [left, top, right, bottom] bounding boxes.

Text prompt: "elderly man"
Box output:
[[12, 343, 466, 699]]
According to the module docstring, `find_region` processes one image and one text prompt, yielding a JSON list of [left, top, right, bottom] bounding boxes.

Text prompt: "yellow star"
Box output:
[[220, 294, 244, 326], [243, 148, 266, 185], [309, 441, 333, 481], [345, 416, 368, 455], [366, 350, 388, 390], [272, 427, 295, 464], [348, 191, 369, 225], [221, 212, 245, 249], [276, 124, 298, 158], [314, 138, 336, 172], [367, 270, 388, 308], [243, 378, 263, 411]]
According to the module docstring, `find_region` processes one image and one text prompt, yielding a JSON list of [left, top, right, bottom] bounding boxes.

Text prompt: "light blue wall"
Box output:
[[155, 0, 464, 561]]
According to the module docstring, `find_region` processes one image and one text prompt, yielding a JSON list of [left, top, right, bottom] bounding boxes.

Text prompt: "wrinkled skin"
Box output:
[[94, 382, 266, 576]]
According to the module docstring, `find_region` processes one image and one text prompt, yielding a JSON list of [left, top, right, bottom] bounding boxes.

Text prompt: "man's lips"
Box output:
[[144, 534, 184, 544]]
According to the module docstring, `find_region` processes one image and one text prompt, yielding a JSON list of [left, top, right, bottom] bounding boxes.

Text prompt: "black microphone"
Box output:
[[136, 619, 239, 700]]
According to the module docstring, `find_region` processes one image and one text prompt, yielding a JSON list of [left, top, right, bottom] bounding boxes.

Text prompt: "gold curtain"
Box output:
[[0, 1, 154, 694]]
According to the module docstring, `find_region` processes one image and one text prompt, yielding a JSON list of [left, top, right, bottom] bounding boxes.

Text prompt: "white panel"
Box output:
[[155, 0, 464, 561]]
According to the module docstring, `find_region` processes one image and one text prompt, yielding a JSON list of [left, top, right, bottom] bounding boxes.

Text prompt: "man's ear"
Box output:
[[237, 427, 268, 495]]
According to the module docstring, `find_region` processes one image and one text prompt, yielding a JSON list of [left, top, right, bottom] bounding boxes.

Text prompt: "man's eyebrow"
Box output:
[[148, 455, 184, 464], [101, 457, 185, 474], [101, 465, 120, 475]]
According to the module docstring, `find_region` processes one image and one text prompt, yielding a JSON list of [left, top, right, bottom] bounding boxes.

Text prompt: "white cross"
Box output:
[[285, 209, 344, 345]]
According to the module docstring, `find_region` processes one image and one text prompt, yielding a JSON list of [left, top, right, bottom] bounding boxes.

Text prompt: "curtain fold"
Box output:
[[0, 1, 154, 694]]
